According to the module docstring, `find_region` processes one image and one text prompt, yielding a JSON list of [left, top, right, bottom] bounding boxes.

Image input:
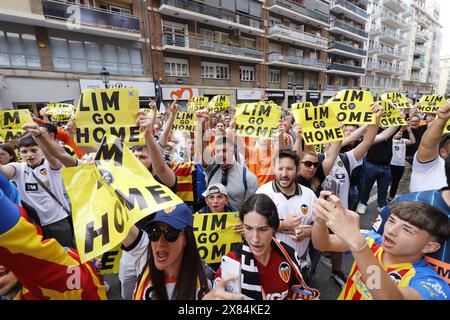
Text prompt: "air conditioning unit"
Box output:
[[234, 29, 241, 38]]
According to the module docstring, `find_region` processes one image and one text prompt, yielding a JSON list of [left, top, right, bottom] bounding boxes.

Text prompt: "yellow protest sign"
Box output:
[[208, 95, 231, 114], [62, 134, 183, 263], [0, 109, 33, 142], [315, 144, 324, 154], [326, 90, 376, 125], [193, 212, 242, 264], [292, 102, 313, 110], [74, 88, 144, 146], [380, 92, 412, 109], [172, 112, 197, 132], [417, 95, 447, 113], [235, 102, 282, 139], [292, 105, 344, 145], [187, 96, 209, 112], [98, 245, 122, 275], [50, 105, 74, 123], [379, 101, 407, 127]]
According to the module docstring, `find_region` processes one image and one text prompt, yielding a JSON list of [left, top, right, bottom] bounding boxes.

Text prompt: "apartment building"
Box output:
[[326, 0, 370, 100], [401, 0, 442, 97], [0, 0, 154, 113], [363, 0, 409, 97], [437, 55, 450, 97]]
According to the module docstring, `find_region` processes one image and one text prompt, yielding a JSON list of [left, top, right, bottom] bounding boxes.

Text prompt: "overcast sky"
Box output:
[[438, 0, 450, 56]]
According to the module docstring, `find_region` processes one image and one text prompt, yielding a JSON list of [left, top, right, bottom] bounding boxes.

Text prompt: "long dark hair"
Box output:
[[240, 193, 280, 231], [0, 144, 18, 163], [148, 228, 209, 300]]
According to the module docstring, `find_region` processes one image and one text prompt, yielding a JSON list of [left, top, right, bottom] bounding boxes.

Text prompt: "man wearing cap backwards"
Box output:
[[122, 204, 213, 300]]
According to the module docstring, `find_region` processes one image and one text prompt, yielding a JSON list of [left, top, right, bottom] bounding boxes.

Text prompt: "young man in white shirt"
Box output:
[[411, 103, 450, 192], [256, 149, 317, 263]]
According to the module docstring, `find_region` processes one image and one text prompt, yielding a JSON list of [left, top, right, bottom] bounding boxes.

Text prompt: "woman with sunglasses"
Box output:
[[122, 203, 212, 300], [209, 193, 320, 300]]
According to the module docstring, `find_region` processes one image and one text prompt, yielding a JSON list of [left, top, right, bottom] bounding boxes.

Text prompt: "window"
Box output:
[[240, 66, 254, 81], [201, 62, 229, 79], [269, 69, 280, 83], [99, 3, 132, 15], [0, 31, 41, 69], [163, 21, 187, 47], [164, 58, 189, 77], [309, 72, 318, 90], [239, 37, 255, 49], [49, 36, 143, 75]]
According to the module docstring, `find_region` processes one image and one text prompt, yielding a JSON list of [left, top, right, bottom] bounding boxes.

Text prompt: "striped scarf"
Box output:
[[240, 239, 320, 300]]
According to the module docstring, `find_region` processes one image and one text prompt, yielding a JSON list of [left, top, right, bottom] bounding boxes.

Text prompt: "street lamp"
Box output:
[[100, 67, 110, 89]]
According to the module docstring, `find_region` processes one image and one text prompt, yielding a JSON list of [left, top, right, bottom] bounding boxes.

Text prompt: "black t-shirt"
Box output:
[[404, 125, 427, 158], [366, 128, 400, 165]]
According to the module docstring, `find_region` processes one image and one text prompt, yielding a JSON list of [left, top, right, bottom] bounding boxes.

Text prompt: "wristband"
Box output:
[[350, 238, 368, 253]]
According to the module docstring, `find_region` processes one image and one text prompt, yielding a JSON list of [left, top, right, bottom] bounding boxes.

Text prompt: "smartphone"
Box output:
[[323, 176, 342, 197], [220, 256, 241, 294]]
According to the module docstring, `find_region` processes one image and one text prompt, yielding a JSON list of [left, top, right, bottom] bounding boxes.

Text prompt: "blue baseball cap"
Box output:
[[136, 203, 193, 232]]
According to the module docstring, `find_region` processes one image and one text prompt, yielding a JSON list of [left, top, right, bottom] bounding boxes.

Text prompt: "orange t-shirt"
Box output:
[[246, 143, 275, 187]]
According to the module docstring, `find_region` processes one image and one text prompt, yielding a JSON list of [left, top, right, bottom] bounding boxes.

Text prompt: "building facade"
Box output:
[[363, 0, 409, 98], [0, 0, 154, 113], [400, 0, 442, 98], [437, 55, 450, 97]]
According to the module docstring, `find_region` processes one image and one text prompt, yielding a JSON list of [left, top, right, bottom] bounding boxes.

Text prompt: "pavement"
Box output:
[[104, 163, 413, 300]]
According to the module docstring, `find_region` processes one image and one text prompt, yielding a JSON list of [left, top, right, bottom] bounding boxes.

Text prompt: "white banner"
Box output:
[[237, 89, 263, 100], [79, 79, 155, 97]]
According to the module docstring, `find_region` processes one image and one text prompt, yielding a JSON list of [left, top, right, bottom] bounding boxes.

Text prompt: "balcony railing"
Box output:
[[383, 0, 408, 12], [160, 0, 263, 30], [416, 30, 429, 41], [412, 60, 425, 68], [379, 46, 404, 58], [268, 0, 329, 24], [162, 34, 264, 60], [377, 8, 407, 26], [268, 52, 327, 69], [330, 20, 368, 38], [269, 25, 328, 47], [328, 41, 367, 56], [414, 46, 426, 55], [380, 28, 405, 42], [42, 0, 140, 32], [328, 63, 365, 74], [331, 0, 368, 20]]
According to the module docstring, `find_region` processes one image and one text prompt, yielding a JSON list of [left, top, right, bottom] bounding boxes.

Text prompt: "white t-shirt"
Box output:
[[322, 150, 362, 209], [256, 181, 316, 257], [8, 160, 69, 226], [410, 152, 446, 192], [391, 138, 408, 166]]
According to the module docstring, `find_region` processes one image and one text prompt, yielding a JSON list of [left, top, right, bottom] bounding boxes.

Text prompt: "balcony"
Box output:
[[368, 43, 383, 54], [327, 63, 365, 76], [267, 52, 327, 71], [377, 46, 405, 60], [267, 0, 329, 28], [330, 0, 368, 24], [383, 0, 408, 14], [415, 30, 429, 43], [417, 15, 432, 28], [330, 20, 368, 41], [327, 41, 367, 59], [379, 28, 406, 45], [412, 60, 425, 69], [162, 34, 264, 63], [369, 27, 383, 37], [42, 0, 141, 39], [159, 0, 263, 35], [410, 75, 422, 82], [377, 8, 407, 29], [414, 46, 426, 55], [268, 25, 328, 50], [366, 60, 381, 71]]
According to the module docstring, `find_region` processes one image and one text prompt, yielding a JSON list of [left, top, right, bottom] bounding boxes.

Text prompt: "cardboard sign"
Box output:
[[380, 92, 412, 109], [187, 96, 209, 112], [417, 95, 447, 113], [208, 95, 231, 114], [326, 90, 376, 125], [98, 245, 122, 275], [235, 102, 282, 139], [193, 212, 242, 264], [61, 135, 182, 263], [172, 112, 197, 132], [0, 109, 33, 142], [379, 101, 407, 127], [74, 88, 144, 146], [50, 105, 75, 123], [291, 102, 313, 110], [292, 105, 344, 145]]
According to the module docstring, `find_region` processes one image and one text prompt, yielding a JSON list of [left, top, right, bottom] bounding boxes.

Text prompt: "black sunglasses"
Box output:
[[301, 161, 319, 168], [148, 225, 182, 243]]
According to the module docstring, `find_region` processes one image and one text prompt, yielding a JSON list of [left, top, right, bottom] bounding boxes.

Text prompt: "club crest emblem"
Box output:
[[164, 206, 176, 214], [279, 262, 291, 283], [301, 204, 308, 215], [39, 168, 48, 176]]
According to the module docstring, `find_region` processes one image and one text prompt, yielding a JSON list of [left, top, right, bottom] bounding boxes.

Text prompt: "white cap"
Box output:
[[202, 183, 228, 198]]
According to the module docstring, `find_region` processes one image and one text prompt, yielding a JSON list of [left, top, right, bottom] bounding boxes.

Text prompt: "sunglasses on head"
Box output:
[[148, 225, 182, 243], [301, 161, 319, 168]]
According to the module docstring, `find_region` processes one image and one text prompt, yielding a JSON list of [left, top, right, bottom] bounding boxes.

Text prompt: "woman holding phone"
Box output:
[[210, 194, 320, 300]]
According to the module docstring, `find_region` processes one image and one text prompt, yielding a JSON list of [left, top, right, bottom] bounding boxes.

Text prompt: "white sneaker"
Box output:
[[377, 206, 384, 213], [356, 203, 367, 215]]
